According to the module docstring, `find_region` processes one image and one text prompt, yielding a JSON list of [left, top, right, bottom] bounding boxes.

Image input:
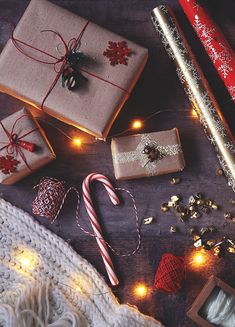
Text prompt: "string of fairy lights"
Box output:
[[14, 107, 216, 301], [38, 90, 235, 148], [15, 242, 214, 300], [34, 107, 226, 299], [38, 108, 195, 148], [16, 103, 231, 302]]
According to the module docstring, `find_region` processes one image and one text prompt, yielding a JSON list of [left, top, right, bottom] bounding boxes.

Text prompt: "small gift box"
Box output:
[[187, 275, 235, 327], [111, 128, 185, 180], [0, 108, 55, 184], [0, 0, 148, 140]]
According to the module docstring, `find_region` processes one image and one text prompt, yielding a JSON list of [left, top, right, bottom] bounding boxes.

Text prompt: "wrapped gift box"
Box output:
[[187, 275, 235, 327], [111, 128, 185, 180], [0, 0, 148, 140], [0, 108, 55, 184]]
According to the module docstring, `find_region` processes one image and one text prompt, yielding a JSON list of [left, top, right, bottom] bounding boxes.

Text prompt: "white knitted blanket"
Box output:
[[0, 198, 164, 327]]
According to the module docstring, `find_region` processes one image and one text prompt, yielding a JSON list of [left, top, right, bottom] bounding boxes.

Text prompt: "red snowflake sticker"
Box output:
[[0, 155, 20, 175], [103, 41, 132, 66]]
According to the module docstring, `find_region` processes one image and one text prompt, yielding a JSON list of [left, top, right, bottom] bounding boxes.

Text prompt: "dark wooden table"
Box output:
[[1, 1, 235, 326]]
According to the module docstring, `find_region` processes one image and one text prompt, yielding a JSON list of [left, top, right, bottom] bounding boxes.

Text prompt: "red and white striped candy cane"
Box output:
[[82, 173, 120, 286]]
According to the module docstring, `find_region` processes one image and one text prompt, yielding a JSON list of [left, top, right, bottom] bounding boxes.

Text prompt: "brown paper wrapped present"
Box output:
[[0, 0, 148, 139], [0, 108, 55, 184], [111, 128, 185, 180]]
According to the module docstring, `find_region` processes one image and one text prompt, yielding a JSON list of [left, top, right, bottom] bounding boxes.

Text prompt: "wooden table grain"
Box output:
[[0, 1, 235, 326]]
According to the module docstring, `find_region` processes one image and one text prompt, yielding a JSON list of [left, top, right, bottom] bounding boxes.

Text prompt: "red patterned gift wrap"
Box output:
[[179, 0, 235, 102]]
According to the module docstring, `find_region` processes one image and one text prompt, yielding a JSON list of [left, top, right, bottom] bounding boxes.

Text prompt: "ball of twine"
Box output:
[[32, 177, 67, 221], [154, 253, 185, 293]]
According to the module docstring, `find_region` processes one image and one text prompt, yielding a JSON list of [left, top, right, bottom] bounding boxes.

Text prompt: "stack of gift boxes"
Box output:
[[0, 0, 235, 190], [0, 0, 234, 194], [0, 0, 186, 185], [1, 1, 235, 325]]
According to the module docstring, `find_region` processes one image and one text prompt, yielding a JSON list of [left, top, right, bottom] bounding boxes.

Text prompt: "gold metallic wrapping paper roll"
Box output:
[[151, 5, 235, 192]]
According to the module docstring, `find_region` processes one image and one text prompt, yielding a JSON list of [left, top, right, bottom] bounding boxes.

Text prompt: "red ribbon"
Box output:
[[0, 114, 38, 171], [8, 20, 129, 109]]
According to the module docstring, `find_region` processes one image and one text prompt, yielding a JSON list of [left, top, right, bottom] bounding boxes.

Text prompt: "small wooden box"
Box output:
[[187, 275, 235, 327]]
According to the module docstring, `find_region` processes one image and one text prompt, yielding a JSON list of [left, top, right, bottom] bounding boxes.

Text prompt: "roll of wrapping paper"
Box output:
[[151, 5, 235, 192], [179, 0, 235, 102]]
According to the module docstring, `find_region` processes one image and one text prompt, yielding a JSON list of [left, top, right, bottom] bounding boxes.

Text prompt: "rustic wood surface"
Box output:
[[0, 1, 235, 326]]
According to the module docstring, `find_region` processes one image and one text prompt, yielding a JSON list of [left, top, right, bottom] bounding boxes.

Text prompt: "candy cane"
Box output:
[[82, 173, 120, 286]]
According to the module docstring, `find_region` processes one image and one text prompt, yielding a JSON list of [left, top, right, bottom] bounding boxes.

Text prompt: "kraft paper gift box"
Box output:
[[187, 275, 235, 327], [111, 128, 185, 180], [0, 0, 148, 139], [0, 108, 55, 184]]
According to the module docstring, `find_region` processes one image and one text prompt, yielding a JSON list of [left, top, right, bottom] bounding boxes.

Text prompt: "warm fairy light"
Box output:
[[188, 249, 212, 269], [19, 255, 32, 269], [70, 274, 93, 296], [134, 283, 149, 298], [191, 108, 198, 119], [132, 119, 143, 130], [75, 285, 82, 293], [14, 249, 39, 272], [193, 252, 206, 265], [72, 138, 82, 147]]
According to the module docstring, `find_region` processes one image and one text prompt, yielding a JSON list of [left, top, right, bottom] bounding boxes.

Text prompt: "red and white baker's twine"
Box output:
[[32, 177, 80, 223], [32, 174, 141, 286]]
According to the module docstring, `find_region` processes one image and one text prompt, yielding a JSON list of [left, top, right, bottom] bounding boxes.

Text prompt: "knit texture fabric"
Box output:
[[0, 198, 164, 327]]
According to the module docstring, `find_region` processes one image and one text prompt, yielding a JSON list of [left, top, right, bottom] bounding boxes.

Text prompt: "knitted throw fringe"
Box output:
[[0, 283, 79, 327], [0, 198, 164, 327]]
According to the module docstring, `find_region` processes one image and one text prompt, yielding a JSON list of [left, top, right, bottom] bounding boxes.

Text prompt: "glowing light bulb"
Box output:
[[70, 274, 93, 298], [15, 250, 38, 271], [132, 119, 143, 130], [75, 285, 82, 293], [19, 256, 32, 268], [191, 108, 198, 119], [73, 138, 82, 147], [134, 283, 149, 298], [193, 252, 206, 265], [189, 249, 211, 269]]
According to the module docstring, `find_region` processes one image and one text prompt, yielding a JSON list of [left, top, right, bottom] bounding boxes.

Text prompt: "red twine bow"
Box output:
[[0, 115, 37, 172], [154, 253, 185, 293], [6, 20, 129, 109]]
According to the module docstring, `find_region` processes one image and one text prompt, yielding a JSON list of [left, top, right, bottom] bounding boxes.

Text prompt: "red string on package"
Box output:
[[32, 174, 141, 286], [2, 18, 129, 110], [0, 114, 37, 171]]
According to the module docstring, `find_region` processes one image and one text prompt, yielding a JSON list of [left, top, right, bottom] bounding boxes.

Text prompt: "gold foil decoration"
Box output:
[[143, 217, 154, 225], [151, 5, 235, 192]]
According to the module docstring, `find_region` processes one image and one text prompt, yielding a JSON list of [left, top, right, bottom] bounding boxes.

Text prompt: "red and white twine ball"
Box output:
[[32, 176, 79, 223]]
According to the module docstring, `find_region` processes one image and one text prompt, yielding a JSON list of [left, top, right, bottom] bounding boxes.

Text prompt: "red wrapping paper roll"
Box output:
[[179, 0, 235, 102]]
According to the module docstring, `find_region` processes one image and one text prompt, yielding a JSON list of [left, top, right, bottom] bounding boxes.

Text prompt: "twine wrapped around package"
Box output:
[[151, 5, 235, 192]]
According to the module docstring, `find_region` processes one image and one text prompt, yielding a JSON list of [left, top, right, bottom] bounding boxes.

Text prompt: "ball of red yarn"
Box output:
[[154, 253, 185, 293]]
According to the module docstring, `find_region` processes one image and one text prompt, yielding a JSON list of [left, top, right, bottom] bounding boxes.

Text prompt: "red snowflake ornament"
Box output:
[[103, 41, 132, 66], [0, 155, 20, 175]]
